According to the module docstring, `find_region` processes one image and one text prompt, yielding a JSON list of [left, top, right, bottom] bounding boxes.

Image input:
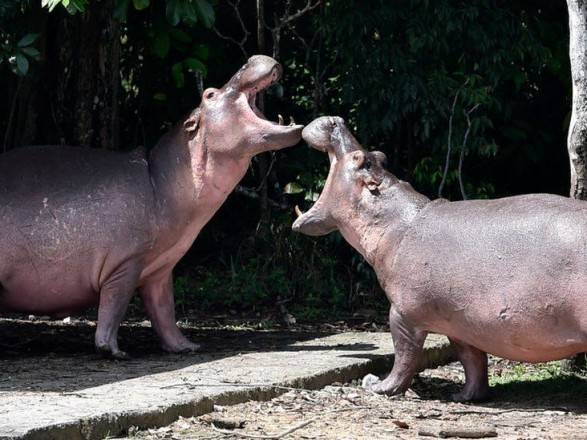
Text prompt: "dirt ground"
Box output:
[[1, 317, 586, 439], [123, 358, 587, 440], [0, 316, 342, 394]]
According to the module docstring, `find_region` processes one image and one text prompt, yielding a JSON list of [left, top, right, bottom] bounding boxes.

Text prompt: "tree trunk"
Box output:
[[5, 2, 121, 150], [565, 0, 587, 371], [73, 0, 121, 149], [568, 0, 587, 199]]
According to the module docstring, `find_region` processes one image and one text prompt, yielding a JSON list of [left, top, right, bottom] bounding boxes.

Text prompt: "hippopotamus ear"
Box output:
[[184, 108, 201, 133], [352, 151, 383, 192], [372, 151, 388, 168]]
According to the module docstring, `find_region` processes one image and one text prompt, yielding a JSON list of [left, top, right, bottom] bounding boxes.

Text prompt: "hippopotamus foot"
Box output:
[[361, 373, 409, 396], [362, 306, 427, 396], [140, 273, 200, 354], [452, 387, 490, 403], [449, 338, 489, 402], [94, 263, 141, 360], [96, 344, 131, 360], [161, 335, 201, 353]]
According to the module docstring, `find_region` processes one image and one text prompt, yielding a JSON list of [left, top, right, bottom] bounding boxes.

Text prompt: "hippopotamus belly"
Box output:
[[0, 149, 152, 317], [389, 195, 587, 363], [0, 282, 97, 317], [0, 237, 102, 316]]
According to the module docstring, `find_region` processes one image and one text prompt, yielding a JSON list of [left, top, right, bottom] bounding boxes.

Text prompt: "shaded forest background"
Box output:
[[0, 0, 573, 321]]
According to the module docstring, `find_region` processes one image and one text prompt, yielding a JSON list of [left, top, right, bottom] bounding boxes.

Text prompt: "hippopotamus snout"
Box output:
[[227, 55, 283, 96], [302, 116, 362, 158]]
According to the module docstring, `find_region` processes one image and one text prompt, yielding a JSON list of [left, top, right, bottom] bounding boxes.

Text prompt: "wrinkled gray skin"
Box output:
[[0, 55, 303, 359], [293, 116, 587, 401]]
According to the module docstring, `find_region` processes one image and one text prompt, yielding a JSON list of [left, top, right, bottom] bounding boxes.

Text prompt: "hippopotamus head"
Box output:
[[292, 116, 392, 236], [184, 55, 303, 157]]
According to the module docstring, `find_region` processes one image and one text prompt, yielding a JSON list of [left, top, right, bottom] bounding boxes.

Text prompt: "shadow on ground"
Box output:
[[0, 318, 377, 393], [411, 369, 587, 414]]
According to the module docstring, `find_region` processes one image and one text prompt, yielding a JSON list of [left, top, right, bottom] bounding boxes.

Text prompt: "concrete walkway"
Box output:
[[0, 328, 452, 440]]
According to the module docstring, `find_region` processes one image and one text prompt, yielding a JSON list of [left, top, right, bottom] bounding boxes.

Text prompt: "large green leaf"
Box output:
[[166, 0, 181, 26], [21, 47, 40, 59], [151, 30, 170, 59], [41, 0, 62, 12], [183, 3, 198, 24], [169, 28, 192, 44], [15, 54, 29, 76], [184, 57, 207, 77], [193, 43, 209, 60], [113, 0, 131, 22], [17, 33, 38, 48], [68, 0, 87, 13], [132, 0, 149, 11], [171, 62, 185, 88], [194, 0, 214, 28]]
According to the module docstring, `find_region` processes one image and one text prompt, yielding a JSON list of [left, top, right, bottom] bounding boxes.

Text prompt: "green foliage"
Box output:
[[0, 32, 39, 76], [44, 0, 215, 26], [173, 210, 355, 318], [0, 0, 574, 317], [286, 0, 567, 200], [42, 0, 87, 14]]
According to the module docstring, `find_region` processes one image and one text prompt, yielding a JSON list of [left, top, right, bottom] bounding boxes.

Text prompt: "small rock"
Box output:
[[393, 420, 410, 429], [405, 388, 421, 399], [284, 313, 296, 325], [416, 410, 442, 419], [62, 317, 71, 324], [28, 315, 37, 321], [362, 373, 380, 389], [209, 415, 246, 430]]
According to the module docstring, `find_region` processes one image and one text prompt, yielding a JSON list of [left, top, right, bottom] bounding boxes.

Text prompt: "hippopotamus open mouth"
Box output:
[[194, 55, 303, 156], [292, 116, 377, 235]]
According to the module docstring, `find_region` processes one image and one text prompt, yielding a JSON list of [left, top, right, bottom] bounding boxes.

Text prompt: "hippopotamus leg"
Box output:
[[449, 338, 489, 402], [139, 272, 200, 353], [364, 305, 427, 395], [94, 263, 141, 359]]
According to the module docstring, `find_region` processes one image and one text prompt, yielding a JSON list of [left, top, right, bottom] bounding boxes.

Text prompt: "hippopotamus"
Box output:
[[0, 55, 302, 359], [292, 116, 587, 401]]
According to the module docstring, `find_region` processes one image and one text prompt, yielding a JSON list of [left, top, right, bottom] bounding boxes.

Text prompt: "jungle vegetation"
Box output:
[[0, 0, 572, 320]]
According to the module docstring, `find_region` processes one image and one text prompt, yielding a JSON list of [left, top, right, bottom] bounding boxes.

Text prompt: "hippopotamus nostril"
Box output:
[[329, 116, 345, 127], [271, 65, 282, 80]]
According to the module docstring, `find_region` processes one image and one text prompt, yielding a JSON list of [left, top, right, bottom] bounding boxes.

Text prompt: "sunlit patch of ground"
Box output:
[[121, 357, 587, 439]]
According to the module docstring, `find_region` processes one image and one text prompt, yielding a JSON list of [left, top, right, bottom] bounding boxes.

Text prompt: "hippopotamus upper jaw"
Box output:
[[301, 116, 362, 158], [225, 55, 283, 97], [190, 55, 303, 159]]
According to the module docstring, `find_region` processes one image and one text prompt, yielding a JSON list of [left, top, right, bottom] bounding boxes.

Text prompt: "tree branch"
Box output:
[[438, 79, 469, 199], [213, 0, 250, 60], [457, 104, 480, 200], [276, 0, 321, 29]]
